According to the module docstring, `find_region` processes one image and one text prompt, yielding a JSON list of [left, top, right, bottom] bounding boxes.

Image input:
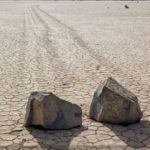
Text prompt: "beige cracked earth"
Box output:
[[0, 1, 150, 150]]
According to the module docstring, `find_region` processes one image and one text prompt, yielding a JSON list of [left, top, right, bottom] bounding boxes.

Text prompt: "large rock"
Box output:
[[89, 77, 143, 125], [25, 92, 82, 129]]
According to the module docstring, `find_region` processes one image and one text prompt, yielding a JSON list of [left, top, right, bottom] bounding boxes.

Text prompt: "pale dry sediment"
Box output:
[[0, 1, 149, 149]]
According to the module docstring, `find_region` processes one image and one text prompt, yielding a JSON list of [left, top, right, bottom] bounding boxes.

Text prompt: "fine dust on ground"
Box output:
[[0, 1, 150, 150]]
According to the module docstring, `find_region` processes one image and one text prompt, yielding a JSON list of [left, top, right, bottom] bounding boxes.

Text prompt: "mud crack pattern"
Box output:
[[0, 1, 150, 150]]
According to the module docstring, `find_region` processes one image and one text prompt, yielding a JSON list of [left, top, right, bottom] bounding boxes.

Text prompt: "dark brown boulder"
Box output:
[[25, 92, 82, 129], [89, 77, 142, 125]]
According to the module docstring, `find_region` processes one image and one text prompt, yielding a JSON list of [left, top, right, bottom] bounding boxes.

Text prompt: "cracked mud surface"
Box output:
[[0, 1, 149, 150]]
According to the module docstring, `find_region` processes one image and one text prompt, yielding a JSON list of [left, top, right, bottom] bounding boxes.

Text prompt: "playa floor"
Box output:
[[0, 1, 150, 149]]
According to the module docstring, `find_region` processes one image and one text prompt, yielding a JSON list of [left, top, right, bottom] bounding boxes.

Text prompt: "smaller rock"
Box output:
[[25, 92, 82, 129], [89, 77, 143, 125], [96, 65, 100, 70], [124, 5, 129, 9]]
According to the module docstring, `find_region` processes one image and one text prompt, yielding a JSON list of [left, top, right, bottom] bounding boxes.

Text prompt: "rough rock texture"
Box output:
[[89, 77, 143, 125], [25, 92, 82, 129]]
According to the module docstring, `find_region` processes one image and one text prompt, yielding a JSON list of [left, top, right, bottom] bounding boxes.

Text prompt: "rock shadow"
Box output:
[[26, 125, 87, 149], [104, 120, 150, 148]]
